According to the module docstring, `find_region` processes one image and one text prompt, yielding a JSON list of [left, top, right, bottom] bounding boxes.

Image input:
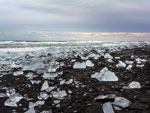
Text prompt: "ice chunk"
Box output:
[[136, 64, 144, 68], [11, 63, 22, 69], [68, 90, 72, 94], [104, 53, 113, 59], [40, 110, 52, 113], [107, 59, 113, 63], [115, 57, 120, 60], [136, 58, 141, 64], [41, 81, 49, 91], [94, 94, 116, 101], [52, 90, 67, 99], [87, 53, 100, 59], [4, 93, 23, 107], [13, 71, 23, 76], [91, 67, 118, 81], [103, 102, 115, 113], [23, 62, 45, 71], [53, 100, 60, 104], [30, 80, 41, 84], [6, 88, 16, 97], [113, 97, 132, 108], [128, 81, 141, 89], [0, 93, 7, 98], [125, 60, 134, 65], [38, 92, 49, 100], [35, 100, 45, 106], [46, 87, 55, 92], [116, 61, 126, 68], [126, 65, 132, 70], [73, 62, 86, 69], [85, 60, 94, 67], [43, 73, 58, 80], [25, 73, 33, 79], [25, 108, 36, 113], [65, 79, 73, 85], [60, 80, 66, 85]]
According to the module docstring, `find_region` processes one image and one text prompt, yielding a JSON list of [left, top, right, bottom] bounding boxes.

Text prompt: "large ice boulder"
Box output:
[[4, 93, 23, 107], [91, 67, 118, 81]]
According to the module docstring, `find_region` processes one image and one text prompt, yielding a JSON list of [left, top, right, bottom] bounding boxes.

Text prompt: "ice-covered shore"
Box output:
[[0, 41, 150, 113]]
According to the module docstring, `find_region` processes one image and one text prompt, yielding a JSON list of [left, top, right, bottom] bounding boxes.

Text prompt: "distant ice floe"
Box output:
[[91, 67, 118, 81]]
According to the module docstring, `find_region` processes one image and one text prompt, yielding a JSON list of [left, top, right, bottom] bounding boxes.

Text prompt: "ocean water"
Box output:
[[0, 40, 149, 53]]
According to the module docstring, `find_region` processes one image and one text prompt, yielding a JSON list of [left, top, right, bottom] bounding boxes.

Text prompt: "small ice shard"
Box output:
[[126, 65, 132, 70], [60, 80, 66, 85], [25, 108, 35, 113], [48, 64, 59, 73], [94, 94, 116, 101], [104, 53, 113, 59], [113, 97, 132, 108], [103, 102, 115, 113], [4, 93, 23, 107], [66, 79, 73, 85], [73, 62, 86, 69], [0, 93, 7, 98], [87, 53, 100, 59], [13, 71, 23, 76], [38, 92, 49, 100], [35, 100, 45, 106], [91, 67, 118, 81], [128, 81, 141, 89], [23, 62, 45, 72], [41, 81, 49, 91], [116, 61, 126, 68], [53, 100, 60, 104], [25, 73, 33, 79], [52, 90, 67, 99], [46, 87, 55, 92], [11, 63, 22, 69], [40, 110, 52, 113], [113, 106, 122, 111], [6, 88, 16, 97], [30, 80, 41, 84], [68, 90, 72, 94], [136, 64, 144, 68], [115, 57, 120, 60], [43, 73, 58, 80], [141, 59, 147, 63], [85, 60, 94, 67], [125, 60, 134, 65], [136, 58, 141, 64], [107, 59, 113, 63]]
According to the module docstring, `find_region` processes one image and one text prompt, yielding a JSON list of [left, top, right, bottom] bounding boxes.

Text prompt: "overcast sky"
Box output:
[[0, 0, 150, 41]]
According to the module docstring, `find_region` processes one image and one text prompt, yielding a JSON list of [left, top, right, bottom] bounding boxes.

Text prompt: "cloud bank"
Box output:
[[0, 0, 150, 41]]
